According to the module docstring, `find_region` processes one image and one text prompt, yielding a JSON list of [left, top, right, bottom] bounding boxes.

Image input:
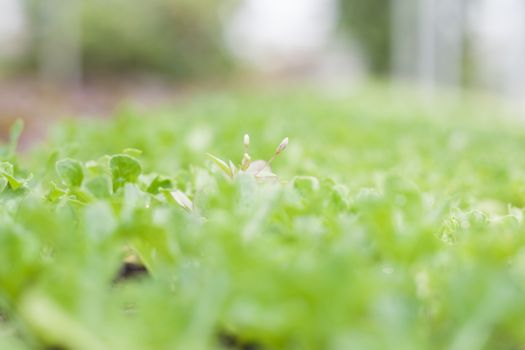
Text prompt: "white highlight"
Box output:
[[225, 0, 337, 71]]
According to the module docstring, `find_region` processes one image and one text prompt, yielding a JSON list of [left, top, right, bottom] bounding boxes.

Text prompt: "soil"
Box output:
[[113, 261, 149, 283], [218, 330, 264, 350]]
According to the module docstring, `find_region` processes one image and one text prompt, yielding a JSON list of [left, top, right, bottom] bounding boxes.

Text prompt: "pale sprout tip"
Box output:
[[276, 137, 289, 155], [244, 134, 250, 148], [241, 152, 251, 170]]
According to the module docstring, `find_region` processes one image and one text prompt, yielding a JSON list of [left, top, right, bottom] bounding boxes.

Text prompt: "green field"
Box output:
[[2, 87, 525, 349]]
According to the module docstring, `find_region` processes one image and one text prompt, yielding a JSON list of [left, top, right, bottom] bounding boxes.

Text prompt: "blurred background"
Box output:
[[1, 0, 525, 134]]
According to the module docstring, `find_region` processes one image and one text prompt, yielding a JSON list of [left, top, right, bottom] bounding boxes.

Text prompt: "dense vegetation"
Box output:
[[2, 88, 525, 349]]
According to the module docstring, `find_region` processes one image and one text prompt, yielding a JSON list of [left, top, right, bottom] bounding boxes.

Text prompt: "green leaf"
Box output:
[[0, 163, 24, 190], [146, 175, 173, 194], [0, 176, 7, 192], [45, 151, 60, 175], [4, 174, 23, 190], [45, 182, 67, 203], [56, 158, 84, 187], [7, 119, 23, 158], [0, 161, 14, 176], [123, 148, 143, 158], [69, 188, 93, 203], [206, 153, 232, 178], [85, 155, 110, 176], [20, 292, 111, 350], [292, 176, 320, 195], [168, 190, 193, 211], [85, 176, 111, 198], [109, 154, 142, 191], [83, 202, 117, 241]]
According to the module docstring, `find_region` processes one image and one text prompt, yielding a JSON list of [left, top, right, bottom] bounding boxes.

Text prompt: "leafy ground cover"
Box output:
[[2, 87, 525, 349]]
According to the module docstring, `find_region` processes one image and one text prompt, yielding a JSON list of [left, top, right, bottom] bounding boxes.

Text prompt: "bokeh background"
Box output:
[[4, 3, 525, 349], [1, 0, 525, 135]]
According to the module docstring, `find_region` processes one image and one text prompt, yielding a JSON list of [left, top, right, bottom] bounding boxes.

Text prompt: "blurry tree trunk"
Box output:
[[392, 0, 465, 90], [391, 0, 417, 80], [36, 0, 82, 85]]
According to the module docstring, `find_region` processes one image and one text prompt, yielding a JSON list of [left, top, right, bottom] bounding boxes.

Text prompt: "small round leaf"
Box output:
[[56, 158, 84, 187], [109, 154, 142, 190]]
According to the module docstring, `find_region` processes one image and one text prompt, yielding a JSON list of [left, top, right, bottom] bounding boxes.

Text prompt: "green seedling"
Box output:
[[0, 161, 31, 192], [207, 134, 288, 181], [0, 119, 23, 159], [3, 90, 525, 350]]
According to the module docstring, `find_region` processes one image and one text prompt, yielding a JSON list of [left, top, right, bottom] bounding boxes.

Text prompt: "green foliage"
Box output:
[[0, 119, 23, 160], [56, 158, 84, 187], [2, 88, 525, 349], [0, 160, 30, 192], [109, 154, 142, 191]]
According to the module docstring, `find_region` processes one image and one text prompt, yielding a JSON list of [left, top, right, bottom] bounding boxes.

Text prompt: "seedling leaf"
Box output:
[[170, 190, 193, 211], [85, 176, 111, 198], [56, 158, 84, 187], [109, 154, 142, 191], [7, 119, 23, 158], [146, 176, 173, 194], [206, 153, 232, 178], [0, 176, 7, 192]]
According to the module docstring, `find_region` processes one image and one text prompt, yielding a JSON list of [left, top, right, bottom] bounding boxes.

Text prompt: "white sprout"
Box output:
[[241, 152, 251, 171], [276, 137, 289, 155], [254, 137, 289, 176], [207, 135, 289, 180]]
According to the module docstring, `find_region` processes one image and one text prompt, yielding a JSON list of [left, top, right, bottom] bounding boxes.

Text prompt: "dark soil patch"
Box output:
[[218, 331, 264, 350], [113, 261, 149, 283]]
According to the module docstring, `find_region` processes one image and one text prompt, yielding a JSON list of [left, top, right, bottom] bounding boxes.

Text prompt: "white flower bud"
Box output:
[[241, 152, 251, 170], [244, 134, 250, 148], [275, 137, 289, 155]]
